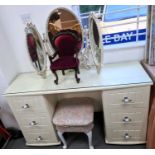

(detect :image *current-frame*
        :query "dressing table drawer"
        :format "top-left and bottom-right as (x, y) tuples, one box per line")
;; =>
(16, 116), (51, 128)
(7, 96), (49, 114)
(16, 115), (53, 133)
(105, 129), (146, 144)
(105, 108), (148, 130)
(24, 132), (55, 145)
(105, 108), (147, 124)
(103, 86), (150, 108)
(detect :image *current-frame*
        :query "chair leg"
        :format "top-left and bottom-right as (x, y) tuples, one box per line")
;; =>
(77, 67), (80, 74)
(52, 71), (58, 85)
(86, 131), (94, 149)
(57, 131), (67, 149)
(74, 68), (80, 83)
(62, 70), (65, 75)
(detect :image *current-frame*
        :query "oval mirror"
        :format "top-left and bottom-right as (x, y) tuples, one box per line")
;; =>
(25, 23), (47, 78)
(89, 13), (103, 73)
(46, 7), (83, 55)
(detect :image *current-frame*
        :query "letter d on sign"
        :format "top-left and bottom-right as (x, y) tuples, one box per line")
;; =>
(114, 34), (120, 42)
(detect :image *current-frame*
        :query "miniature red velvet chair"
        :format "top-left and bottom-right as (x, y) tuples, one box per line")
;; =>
(49, 30), (82, 85)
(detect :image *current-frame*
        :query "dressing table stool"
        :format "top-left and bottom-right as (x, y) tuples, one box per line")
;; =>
(53, 97), (94, 149)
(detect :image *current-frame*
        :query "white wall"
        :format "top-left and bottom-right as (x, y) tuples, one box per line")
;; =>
(0, 5), (72, 128)
(0, 20), (20, 128)
(103, 41), (146, 64)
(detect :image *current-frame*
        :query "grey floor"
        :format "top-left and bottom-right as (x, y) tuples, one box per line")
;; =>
(5, 112), (146, 149)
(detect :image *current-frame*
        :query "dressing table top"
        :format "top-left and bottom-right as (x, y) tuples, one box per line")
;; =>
(4, 61), (153, 96)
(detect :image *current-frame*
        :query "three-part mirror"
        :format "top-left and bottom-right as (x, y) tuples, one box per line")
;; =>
(25, 7), (103, 79)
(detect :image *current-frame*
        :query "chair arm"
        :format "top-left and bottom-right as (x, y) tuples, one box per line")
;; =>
(49, 52), (58, 62)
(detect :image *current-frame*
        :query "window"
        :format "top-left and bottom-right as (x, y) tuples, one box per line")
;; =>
(73, 5), (148, 46)
(104, 5), (147, 22)
(102, 5), (148, 46)
(79, 5), (104, 28)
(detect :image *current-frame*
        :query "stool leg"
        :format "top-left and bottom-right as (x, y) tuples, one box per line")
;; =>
(57, 131), (67, 149)
(86, 131), (94, 149)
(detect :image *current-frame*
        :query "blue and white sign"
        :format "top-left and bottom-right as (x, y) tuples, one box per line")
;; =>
(102, 29), (146, 45)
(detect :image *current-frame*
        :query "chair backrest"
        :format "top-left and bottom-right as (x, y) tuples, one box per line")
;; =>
(53, 30), (82, 57)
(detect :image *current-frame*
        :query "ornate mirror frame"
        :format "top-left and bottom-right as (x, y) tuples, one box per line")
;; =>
(25, 23), (47, 78)
(45, 7), (84, 56)
(89, 13), (103, 74)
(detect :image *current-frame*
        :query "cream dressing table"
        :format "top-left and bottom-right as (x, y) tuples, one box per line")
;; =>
(3, 61), (153, 146)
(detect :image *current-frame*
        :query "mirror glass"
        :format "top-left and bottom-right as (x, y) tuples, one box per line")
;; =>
(89, 13), (103, 73)
(47, 8), (83, 53)
(25, 23), (46, 77)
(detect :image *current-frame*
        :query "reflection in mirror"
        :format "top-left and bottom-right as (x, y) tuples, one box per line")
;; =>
(89, 13), (103, 74)
(93, 19), (99, 47)
(25, 23), (46, 78)
(47, 8), (83, 53)
(46, 8), (83, 84)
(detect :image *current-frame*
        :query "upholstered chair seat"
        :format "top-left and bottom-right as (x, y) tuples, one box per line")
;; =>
(53, 97), (94, 149)
(50, 56), (79, 71)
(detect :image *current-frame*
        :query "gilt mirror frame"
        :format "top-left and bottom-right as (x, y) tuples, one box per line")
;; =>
(89, 12), (103, 74)
(45, 7), (84, 56)
(25, 23), (47, 78)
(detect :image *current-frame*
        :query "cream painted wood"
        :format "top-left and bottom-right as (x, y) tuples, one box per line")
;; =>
(4, 61), (152, 96)
(102, 86), (150, 144)
(7, 96), (49, 115)
(17, 115), (50, 126)
(105, 128), (146, 144)
(103, 86), (150, 108)
(24, 132), (57, 145)
(105, 108), (148, 130)
(4, 61), (153, 146)
(7, 94), (60, 146)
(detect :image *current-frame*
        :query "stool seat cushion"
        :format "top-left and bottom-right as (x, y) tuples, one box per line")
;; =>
(53, 97), (94, 127)
(55, 123), (94, 133)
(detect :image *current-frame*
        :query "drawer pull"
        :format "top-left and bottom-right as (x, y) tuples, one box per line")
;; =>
(124, 133), (131, 140)
(122, 97), (132, 103)
(122, 116), (132, 123)
(29, 121), (38, 126)
(36, 136), (43, 141)
(22, 104), (30, 109)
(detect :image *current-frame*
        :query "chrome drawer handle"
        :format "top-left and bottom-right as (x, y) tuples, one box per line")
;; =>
(29, 121), (38, 126)
(36, 136), (43, 141)
(122, 97), (132, 103)
(124, 133), (131, 140)
(22, 104), (30, 109)
(122, 116), (132, 123)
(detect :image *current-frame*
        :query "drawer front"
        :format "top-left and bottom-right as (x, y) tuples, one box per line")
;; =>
(104, 108), (148, 130)
(7, 95), (49, 115)
(16, 115), (52, 133)
(106, 129), (146, 142)
(103, 86), (150, 108)
(17, 115), (50, 126)
(24, 132), (55, 144)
